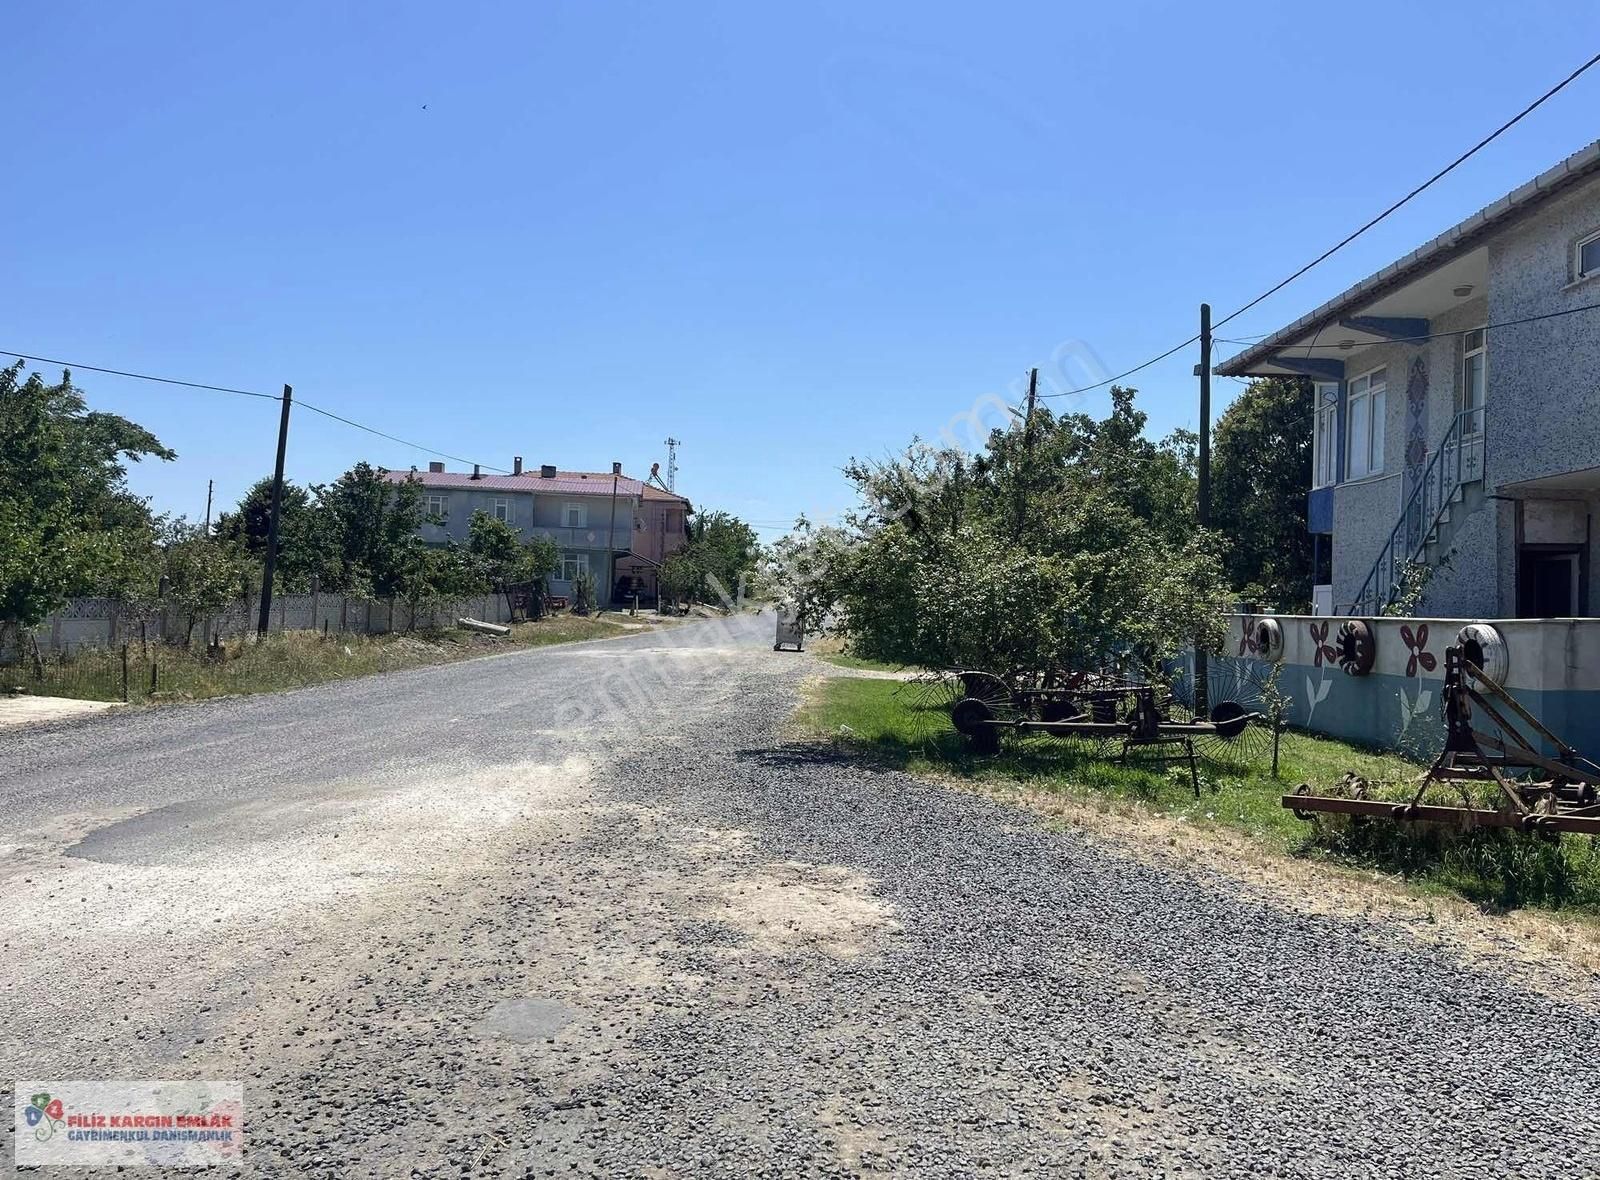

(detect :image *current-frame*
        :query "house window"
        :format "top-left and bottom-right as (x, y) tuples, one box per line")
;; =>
(562, 503), (587, 528)
(1312, 382), (1339, 488)
(1461, 328), (1486, 435)
(491, 497), (511, 523)
(1346, 366), (1387, 480)
(559, 552), (589, 582)
(423, 493), (448, 520)
(1576, 229), (1600, 281)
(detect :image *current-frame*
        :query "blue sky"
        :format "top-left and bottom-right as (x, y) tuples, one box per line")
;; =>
(8, 2), (1600, 538)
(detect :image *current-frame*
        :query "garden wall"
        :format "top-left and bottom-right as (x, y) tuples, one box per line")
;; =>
(1191, 614), (1600, 757)
(19, 591), (515, 657)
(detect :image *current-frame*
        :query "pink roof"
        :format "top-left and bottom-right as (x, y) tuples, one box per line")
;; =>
(383, 468), (647, 497)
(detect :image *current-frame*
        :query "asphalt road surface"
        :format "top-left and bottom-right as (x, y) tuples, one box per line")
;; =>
(3, 614), (1599, 1178)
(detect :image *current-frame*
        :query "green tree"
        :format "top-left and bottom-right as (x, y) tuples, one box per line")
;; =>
(657, 552), (700, 611)
(680, 510), (760, 606)
(161, 521), (250, 645)
(214, 477), (334, 592)
(1210, 376), (1312, 610)
(313, 463), (425, 597)
(396, 544), (480, 629)
(773, 385), (1230, 678)
(465, 512), (557, 593)
(0, 363), (172, 645)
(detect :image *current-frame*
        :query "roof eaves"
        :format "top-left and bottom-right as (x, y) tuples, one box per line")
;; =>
(1215, 138), (1600, 377)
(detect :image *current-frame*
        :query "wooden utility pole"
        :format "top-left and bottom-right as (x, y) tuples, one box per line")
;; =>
(256, 384), (293, 637)
(204, 479), (214, 535)
(1195, 305), (1212, 713)
(1016, 367), (1038, 537)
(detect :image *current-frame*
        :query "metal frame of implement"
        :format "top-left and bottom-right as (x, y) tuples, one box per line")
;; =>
(950, 674), (1260, 796)
(1285, 645), (1600, 835)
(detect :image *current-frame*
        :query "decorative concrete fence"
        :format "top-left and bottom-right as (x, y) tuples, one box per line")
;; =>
(20, 591), (516, 657)
(1194, 614), (1600, 757)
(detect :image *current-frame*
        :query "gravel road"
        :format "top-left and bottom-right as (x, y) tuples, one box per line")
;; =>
(3, 613), (1599, 1178)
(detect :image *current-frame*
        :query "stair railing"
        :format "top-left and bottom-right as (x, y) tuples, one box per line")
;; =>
(1339, 408), (1484, 616)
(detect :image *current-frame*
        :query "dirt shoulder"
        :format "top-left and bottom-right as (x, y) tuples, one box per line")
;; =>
(0, 694), (122, 730)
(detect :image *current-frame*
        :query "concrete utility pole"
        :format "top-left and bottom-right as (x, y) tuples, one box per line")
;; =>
(1016, 367), (1038, 538)
(256, 384), (293, 638)
(1195, 305), (1212, 713)
(1198, 303), (1212, 531)
(607, 462), (622, 607)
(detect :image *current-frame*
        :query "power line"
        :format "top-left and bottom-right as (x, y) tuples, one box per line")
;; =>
(0, 346), (512, 474)
(1037, 49), (1600, 399)
(0, 349), (279, 401)
(296, 399), (510, 473)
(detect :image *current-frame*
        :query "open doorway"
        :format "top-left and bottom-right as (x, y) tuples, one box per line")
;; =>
(1516, 546), (1584, 617)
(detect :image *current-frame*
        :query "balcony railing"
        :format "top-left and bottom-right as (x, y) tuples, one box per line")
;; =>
(527, 525), (632, 550)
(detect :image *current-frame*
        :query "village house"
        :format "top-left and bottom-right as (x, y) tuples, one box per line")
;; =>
(1217, 139), (1600, 619)
(383, 459), (691, 604)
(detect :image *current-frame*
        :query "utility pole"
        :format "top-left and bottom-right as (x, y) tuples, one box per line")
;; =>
(1015, 367), (1038, 538)
(1195, 304), (1212, 713)
(606, 462), (622, 608)
(256, 384), (293, 638)
(662, 437), (680, 492)
(204, 479), (214, 535)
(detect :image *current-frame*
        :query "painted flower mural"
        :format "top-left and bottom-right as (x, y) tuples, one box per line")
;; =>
(1309, 620), (1338, 668)
(1400, 623), (1436, 678)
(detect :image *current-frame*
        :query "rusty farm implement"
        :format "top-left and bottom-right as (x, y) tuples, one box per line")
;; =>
(938, 666), (1269, 793)
(1286, 644), (1600, 836)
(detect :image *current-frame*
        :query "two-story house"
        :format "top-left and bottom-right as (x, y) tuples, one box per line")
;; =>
(1217, 139), (1600, 619)
(384, 459), (691, 604)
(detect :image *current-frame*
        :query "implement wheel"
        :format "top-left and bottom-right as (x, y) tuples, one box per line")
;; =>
(951, 696), (1002, 755)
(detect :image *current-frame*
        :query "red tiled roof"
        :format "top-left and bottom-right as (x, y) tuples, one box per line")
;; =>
(641, 482), (690, 505)
(383, 468), (647, 497)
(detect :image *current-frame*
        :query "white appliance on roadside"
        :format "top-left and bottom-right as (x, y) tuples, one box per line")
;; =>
(774, 603), (804, 652)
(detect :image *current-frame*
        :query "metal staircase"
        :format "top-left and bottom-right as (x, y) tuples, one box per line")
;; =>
(1341, 409), (1486, 615)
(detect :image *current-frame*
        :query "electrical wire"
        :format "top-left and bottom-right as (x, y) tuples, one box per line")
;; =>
(0, 349), (279, 401)
(295, 399), (511, 473)
(1, 347), (514, 474)
(1036, 49), (1600, 400)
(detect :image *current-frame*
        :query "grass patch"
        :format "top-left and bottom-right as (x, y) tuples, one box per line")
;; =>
(8, 612), (662, 706)
(796, 674), (1600, 915)
(804, 634), (912, 673)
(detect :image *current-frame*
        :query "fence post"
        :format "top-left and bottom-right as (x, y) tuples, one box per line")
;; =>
(120, 644), (130, 703)
(149, 659), (158, 696)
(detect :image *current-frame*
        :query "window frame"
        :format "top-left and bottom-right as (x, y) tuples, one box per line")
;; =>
(491, 497), (511, 524)
(422, 493), (449, 521)
(1311, 382), (1339, 489)
(1461, 327), (1487, 436)
(558, 551), (589, 583)
(1576, 228), (1600, 282)
(1345, 365), (1387, 480)
(561, 502), (587, 528)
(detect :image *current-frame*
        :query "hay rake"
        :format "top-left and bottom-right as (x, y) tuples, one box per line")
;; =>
(1285, 645), (1600, 836)
(943, 668), (1265, 794)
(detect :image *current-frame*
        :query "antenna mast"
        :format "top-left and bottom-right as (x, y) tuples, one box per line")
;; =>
(663, 436), (681, 492)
